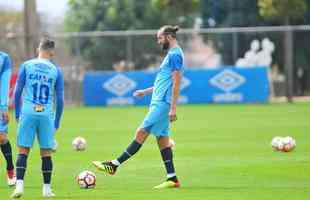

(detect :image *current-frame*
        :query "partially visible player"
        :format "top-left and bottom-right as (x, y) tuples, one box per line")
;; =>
(93, 25), (184, 189)
(0, 51), (16, 186)
(11, 38), (64, 198)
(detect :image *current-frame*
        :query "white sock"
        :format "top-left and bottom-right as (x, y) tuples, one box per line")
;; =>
(16, 180), (24, 191)
(43, 184), (51, 190)
(167, 173), (176, 178)
(111, 159), (120, 166)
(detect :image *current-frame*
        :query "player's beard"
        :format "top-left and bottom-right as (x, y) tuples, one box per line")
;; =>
(162, 40), (170, 51)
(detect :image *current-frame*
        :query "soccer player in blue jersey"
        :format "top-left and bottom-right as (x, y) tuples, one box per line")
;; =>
(93, 25), (184, 189)
(11, 38), (64, 198)
(0, 51), (16, 186)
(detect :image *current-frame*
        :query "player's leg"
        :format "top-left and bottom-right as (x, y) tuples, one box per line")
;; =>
(11, 147), (30, 199)
(153, 136), (180, 189)
(0, 114), (15, 186)
(92, 104), (162, 174)
(11, 115), (36, 198)
(93, 128), (149, 175)
(112, 128), (149, 165)
(40, 150), (55, 197)
(0, 132), (15, 186)
(149, 102), (179, 189)
(38, 116), (55, 197)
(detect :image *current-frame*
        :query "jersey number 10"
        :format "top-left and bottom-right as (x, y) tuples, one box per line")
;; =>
(32, 83), (50, 104)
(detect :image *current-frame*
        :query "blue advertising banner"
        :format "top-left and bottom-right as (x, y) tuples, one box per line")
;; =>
(83, 66), (269, 106)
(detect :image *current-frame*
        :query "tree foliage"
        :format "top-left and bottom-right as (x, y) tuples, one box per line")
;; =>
(258, 0), (307, 24)
(201, 0), (266, 65)
(201, 0), (310, 70)
(201, 0), (264, 27)
(64, 0), (201, 70)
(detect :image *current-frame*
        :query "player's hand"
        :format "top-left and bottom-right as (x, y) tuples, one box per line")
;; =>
(1, 111), (9, 123)
(133, 89), (145, 97)
(169, 107), (177, 122)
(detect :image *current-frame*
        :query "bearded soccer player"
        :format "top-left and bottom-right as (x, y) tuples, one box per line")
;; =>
(0, 51), (16, 187)
(11, 38), (64, 198)
(93, 25), (184, 189)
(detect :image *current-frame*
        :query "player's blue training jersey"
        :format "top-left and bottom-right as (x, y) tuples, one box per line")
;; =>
(0, 51), (12, 112)
(15, 58), (63, 117)
(151, 47), (184, 104)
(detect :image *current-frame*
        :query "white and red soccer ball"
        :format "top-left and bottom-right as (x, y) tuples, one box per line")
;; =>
(72, 137), (87, 151)
(271, 136), (296, 152)
(76, 170), (96, 189)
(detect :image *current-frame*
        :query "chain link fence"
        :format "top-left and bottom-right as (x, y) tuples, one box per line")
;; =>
(1, 26), (310, 105)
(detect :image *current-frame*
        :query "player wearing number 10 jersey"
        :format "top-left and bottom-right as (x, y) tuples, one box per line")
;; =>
(11, 38), (64, 198)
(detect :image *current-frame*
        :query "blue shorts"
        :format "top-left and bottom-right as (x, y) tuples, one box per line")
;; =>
(0, 118), (8, 134)
(139, 101), (170, 137)
(17, 114), (55, 149)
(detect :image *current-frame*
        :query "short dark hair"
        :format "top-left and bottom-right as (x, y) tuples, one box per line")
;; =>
(39, 37), (55, 51)
(160, 25), (180, 38)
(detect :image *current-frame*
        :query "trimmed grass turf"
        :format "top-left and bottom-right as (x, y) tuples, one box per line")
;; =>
(0, 103), (310, 199)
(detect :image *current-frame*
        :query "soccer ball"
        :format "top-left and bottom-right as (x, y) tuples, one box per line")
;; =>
(72, 137), (87, 151)
(76, 170), (96, 189)
(271, 136), (296, 152)
(281, 136), (296, 152)
(271, 136), (283, 151)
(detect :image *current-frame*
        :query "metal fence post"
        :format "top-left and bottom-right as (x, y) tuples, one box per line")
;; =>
(284, 27), (294, 103)
(232, 32), (238, 63)
(126, 33), (133, 64)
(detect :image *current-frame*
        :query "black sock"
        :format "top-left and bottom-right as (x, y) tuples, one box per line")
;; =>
(167, 176), (178, 182)
(16, 154), (28, 180)
(42, 156), (53, 184)
(0, 140), (14, 171)
(160, 147), (177, 181)
(117, 140), (142, 164)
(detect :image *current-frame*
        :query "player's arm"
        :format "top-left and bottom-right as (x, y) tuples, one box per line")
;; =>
(169, 71), (182, 122)
(169, 54), (183, 122)
(133, 87), (153, 97)
(0, 55), (12, 122)
(14, 64), (26, 122)
(54, 68), (64, 130)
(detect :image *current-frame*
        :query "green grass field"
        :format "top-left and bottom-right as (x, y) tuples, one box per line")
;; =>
(1, 103), (310, 200)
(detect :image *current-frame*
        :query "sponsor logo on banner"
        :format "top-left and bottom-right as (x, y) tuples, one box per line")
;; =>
(103, 74), (137, 96)
(178, 76), (191, 104)
(103, 74), (137, 105)
(209, 69), (246, 102)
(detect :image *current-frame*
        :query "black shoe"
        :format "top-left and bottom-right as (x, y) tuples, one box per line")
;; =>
(92, 161), (118, 175)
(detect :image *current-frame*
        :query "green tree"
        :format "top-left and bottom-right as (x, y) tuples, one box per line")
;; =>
(201, 0), (265, 27)
(64, 0), (201, 70)
(0, 10), (24, 64)
(258, 0), (307, 24)
(201, 0), (267, 65)
(258, 0), (308, 97)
